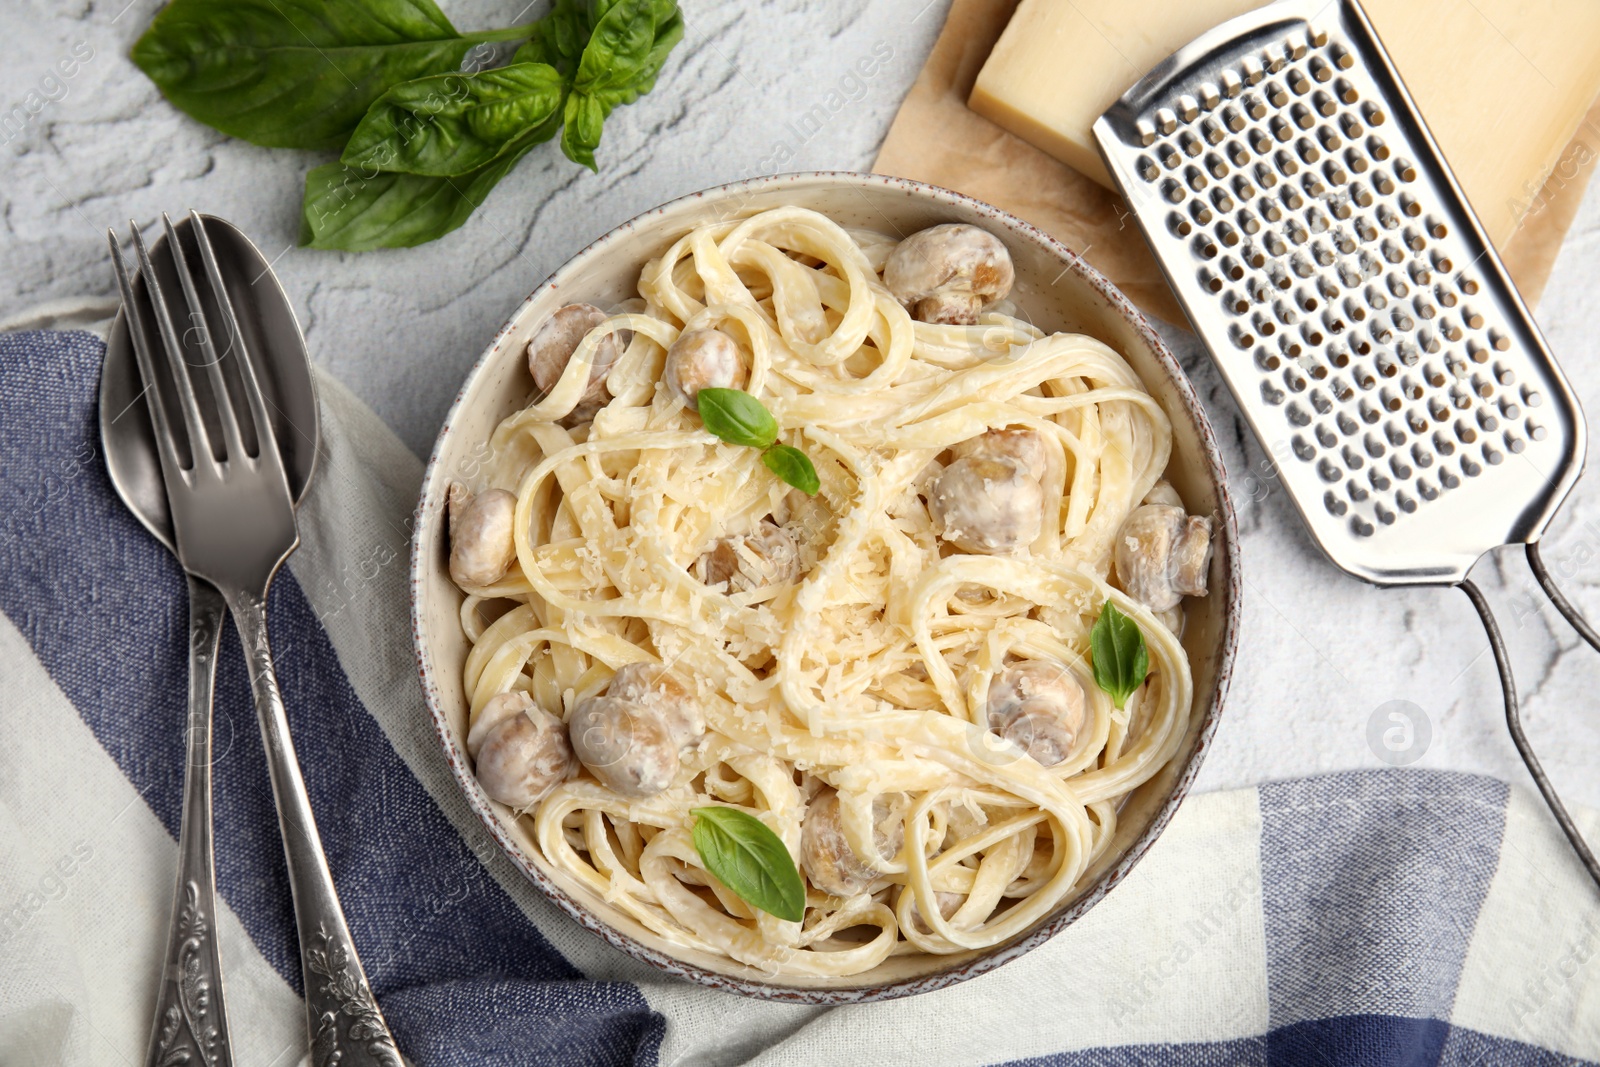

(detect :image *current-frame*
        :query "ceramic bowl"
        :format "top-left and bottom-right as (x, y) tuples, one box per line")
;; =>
(411, 171), (1241, 1002)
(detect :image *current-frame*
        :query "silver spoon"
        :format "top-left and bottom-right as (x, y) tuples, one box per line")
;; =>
(99, 213), (318, 1067)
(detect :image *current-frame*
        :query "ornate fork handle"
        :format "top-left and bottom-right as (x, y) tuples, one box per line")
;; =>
(147, 576), (232, 1067)
(227, 589), (405, 1067)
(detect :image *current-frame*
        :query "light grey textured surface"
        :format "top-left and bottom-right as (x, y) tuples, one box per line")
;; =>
(3, 0), (1598, 829)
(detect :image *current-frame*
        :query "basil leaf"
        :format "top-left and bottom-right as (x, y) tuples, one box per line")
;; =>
(302, 115), (558, 250)
(574, 0), (659, 96)
(690, 807), (805, 923)
(762, 444), (820, 496)
(696, 389), (779, 449)
(560, 91), (608, 171)
(341, 63), (565, 176)
(1090, 601), (1149, 710)
(131, 0), (479, 150)
(513, 0), (589, 77)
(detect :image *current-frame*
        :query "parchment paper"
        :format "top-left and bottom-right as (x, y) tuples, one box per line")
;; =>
(872, 0), (1600, 327)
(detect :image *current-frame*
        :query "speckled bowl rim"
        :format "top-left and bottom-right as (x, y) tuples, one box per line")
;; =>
(410, 170), (1242, 1004)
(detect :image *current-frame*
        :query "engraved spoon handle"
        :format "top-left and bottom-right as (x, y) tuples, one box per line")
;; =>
(226, 589), (405, 1067)
(147, 576), (233, 1067)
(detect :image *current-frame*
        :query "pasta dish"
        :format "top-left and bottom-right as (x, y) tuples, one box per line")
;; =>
(445, 206), (1213, 978)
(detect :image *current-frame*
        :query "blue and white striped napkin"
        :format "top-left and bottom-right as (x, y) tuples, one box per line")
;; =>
(1, 324), (1596, 1067)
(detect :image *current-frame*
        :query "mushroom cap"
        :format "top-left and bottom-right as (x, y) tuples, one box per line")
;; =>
(951, 427), (1047, 481)
(664, 328), (744, 409)
(986, 659), (1088, 767)
(693, 520), (801, 593)
(607, 661), (705, 749)
(800, 789), (904, 897)
(473, 695), (574, 809)
(568, 694), (680, 798)
(883, 224), (1015, 325)
(929, 455), (1044, 554)
(527, 303), (627, 424)
(448, 483), (518, 587)
(1113, 504), (1214, 612)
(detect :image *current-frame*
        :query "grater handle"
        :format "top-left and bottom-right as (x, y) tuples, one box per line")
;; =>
(1459, 576), (1600, 894)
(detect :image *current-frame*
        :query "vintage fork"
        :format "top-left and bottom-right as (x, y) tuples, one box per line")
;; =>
(110, 213), (406, 1067)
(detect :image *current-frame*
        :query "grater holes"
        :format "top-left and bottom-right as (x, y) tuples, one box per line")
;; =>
(1315, 422), (1336, 447)
(1204, 151), (1230, 179)
(1417, 477), (1439, 501)
(1411, 441), (1433, 467)
(1179, 130), (1204, 156)
(1290, 101), (1315, 129)
(1293, 434), (1316, 460)
(1529, 420), (1547, 441)
(1505, 430), (1525, 454)
(1200, 117), (1226, 145)
(1333, 77), (1359, 104)
(1324, 491), (1348, 516)
(1524, 387), (1543, 407)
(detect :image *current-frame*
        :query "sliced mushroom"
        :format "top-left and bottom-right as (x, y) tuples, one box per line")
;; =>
(929, 455), (1044, 554)
(448, 482), (518, 587)
(1113, 504), (1214, 613)
(986, 659), (1088, 768)
(527, 303), (628, 426)
(692, 520), (801, 593)
(883, 224), (1015, 325)
(951, 427), (1047, 481)
(607, 661), (705, 749)
(664, 327), (744, 409)
(801, 789), (905, 897)
(471, 691), (575, 809)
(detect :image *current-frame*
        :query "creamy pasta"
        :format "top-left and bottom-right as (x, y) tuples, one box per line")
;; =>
(447, 206), (1209, 978)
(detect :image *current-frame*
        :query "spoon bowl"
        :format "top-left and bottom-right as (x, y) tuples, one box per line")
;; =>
(99, 213), (318, 540)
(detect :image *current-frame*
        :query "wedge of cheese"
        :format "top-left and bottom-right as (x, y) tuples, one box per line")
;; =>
(969, 0), (1600, 249)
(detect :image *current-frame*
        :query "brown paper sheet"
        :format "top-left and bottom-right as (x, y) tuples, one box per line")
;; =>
(872, 0), (1600, 328)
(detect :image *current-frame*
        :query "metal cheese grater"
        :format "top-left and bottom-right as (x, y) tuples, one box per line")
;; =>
(1094, 0), (1600, 890)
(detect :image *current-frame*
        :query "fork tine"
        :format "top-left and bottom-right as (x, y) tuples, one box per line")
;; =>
(162, 212), (248, 463)
(108, 228), (189, 482)
(131, 219), (215, 470)
(188, 211), (290, 480)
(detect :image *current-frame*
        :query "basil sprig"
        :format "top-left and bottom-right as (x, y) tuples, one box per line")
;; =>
(690, 807), (806, 923)
(132, 0), (684, 250)
(696, 388), (820, 496)
(1090, 601), (1149, 709)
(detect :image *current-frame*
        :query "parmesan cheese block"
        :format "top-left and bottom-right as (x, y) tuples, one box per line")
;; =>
(969, 0), (1600, 249)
